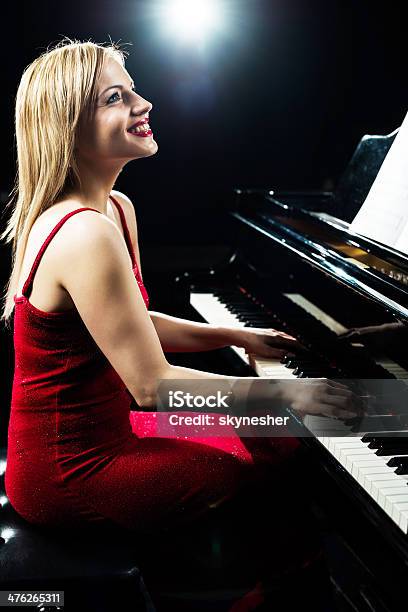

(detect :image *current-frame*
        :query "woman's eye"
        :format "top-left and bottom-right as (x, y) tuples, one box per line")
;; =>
(107, 92), (121, 104)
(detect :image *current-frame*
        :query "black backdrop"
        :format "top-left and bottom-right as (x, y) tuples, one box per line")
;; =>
(2, 0), (408, 243)
(1, 0), (407, 440)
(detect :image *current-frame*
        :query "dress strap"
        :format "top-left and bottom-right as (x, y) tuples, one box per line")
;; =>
(109, 195), (137, 268)
(22, 207), (101, 298)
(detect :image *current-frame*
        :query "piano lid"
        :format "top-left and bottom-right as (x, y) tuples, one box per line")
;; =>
(245, 130), (399, 220)
(231, 190), (408, 321)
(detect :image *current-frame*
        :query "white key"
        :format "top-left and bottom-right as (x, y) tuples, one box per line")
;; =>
(318, 434), (408, 531)
(392, 502), (408, 528)
(368, 473), (405, 500)
(384, 491), (408, 516)
(190, 293), (298, 377)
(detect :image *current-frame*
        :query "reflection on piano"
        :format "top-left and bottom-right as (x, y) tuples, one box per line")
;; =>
(183, 130), (408, 610)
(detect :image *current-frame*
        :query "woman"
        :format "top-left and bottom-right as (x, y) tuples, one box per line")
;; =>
(1, 39), (356, 534)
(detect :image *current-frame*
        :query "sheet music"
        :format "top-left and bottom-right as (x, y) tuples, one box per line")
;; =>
(396, 218), (408, 252)
(350, 111), (408, 254)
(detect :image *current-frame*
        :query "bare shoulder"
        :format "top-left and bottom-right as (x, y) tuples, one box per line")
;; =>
(111, 190), (138, 237)
(19, 205), (125, 309)
(111, 189), (133, 210)
(27, 202), (119, 257)
(110, 190), (141, 272)
(53, 208), (123, 263)
(111, 189), (135, 214)
(55, 208), (132, 296)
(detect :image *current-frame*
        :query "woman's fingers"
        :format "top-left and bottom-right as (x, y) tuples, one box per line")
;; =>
(324, 379), (351, 391)
(247, 348), (287, 361)
(318, 404), (358, 419)
(319, 392), (356, 409)
(319, 385), (365, 415)
(265, 335), (302, 350)
(276, 331), (298, 341)
(262, 328), (297, 340)
(325, 382), (354, 395)
(286, 380), (365, 417)
(337, 329), (359, 341)
(267, 349), (287, 358)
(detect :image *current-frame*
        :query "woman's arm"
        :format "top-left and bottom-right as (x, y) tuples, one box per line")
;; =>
(149, 311), (240, 352)
(150, 311), (300, 357)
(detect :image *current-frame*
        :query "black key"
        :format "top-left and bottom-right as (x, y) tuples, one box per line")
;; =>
(245, 322), (277, 328)
(237, 315), (272, 327)
(362, 432), (408, 443)
(230, 307), (257, 315)
(297, 370), (334, 378)
(292, 361), (329, 371)
(369, 439), (408, 451)
(395, 465), (408, 475)
(285, 359), (316, 369)
(387, 457), (408, 468)
(281, 350), (317, 365)
(293, 366), (325, 376)
(345, 415), (408, 433)
(375, 446), (408, 456)
(281, 354), (295, 364)
(237, 314), (266, 320)
(244, 321), (277, 328)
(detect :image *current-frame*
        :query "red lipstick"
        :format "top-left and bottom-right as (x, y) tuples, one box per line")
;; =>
(127, 116), (152, 137)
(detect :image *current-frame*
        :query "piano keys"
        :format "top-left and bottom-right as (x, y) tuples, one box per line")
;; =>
(190, 286), (408, 533)
(190, 289), (408, 380)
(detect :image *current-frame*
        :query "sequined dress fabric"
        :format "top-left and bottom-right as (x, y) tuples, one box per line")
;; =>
(6, 196), (297, 532)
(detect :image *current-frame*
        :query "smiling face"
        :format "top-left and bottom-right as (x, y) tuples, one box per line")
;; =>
(76, 55), (158, 165)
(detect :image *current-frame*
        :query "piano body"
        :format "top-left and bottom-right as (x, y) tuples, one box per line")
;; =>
(183, 129), (408, 611)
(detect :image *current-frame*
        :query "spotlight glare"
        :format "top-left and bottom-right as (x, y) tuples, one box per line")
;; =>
(1, 528), (16, 543)
(163, 0), (223, 42)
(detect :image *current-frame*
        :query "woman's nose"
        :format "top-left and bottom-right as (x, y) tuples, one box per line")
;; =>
(131, 94), (152, 116)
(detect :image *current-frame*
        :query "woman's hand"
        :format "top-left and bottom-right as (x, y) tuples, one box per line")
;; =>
(338, 322), (405, 351)
(280, 379), (365, 419)
(233, 327), (301, 359)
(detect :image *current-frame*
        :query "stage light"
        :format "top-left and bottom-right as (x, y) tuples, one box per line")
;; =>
(161, 0), (224, 43)
(1, 528), (16, 543)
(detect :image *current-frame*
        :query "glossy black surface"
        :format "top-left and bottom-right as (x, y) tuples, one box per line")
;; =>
(233, 192), (408, 319)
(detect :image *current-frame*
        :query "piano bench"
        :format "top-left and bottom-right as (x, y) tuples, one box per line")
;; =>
(0, 448), (154, 611)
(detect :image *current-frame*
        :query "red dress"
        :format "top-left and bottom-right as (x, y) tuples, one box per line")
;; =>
(6, 196), (297, 533)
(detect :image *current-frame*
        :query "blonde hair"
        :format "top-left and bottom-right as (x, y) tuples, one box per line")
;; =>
(0, 37), (127, 326)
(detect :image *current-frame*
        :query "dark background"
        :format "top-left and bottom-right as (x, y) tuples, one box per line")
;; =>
(1, 0), (407, 439)
(2, 0), (407, 244)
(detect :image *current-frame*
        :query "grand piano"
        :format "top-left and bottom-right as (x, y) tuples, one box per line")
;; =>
(183, 129), (408, 611)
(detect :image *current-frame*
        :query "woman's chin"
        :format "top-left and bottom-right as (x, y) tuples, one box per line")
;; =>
(140, 141), (159, 158)
(149, 139), (158, 154)
(124, 150), (157, 163)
